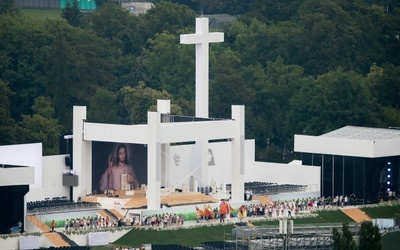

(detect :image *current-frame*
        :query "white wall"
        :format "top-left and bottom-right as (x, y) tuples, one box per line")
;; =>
(167, 139), (319, 191)
(247, 161), (320, 188)
(0, 143), (42, 188)
(42, 155), (70, 199)
(168, 141), (234, 189)
(26, 155), (70, 202)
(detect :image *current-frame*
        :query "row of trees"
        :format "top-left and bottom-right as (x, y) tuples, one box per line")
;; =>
(333, 221), (381, 250)
(0, 0), (399, 159)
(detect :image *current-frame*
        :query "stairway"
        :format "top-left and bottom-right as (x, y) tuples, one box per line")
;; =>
(109, 209), (123, 219)
(97, 209), (109, 219)
(342, 207), (372, 223)
(26, 215), (51, 232)
(44, 232), (70, 247)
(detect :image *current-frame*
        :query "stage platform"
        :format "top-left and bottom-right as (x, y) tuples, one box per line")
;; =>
(82, 189), (227, 209)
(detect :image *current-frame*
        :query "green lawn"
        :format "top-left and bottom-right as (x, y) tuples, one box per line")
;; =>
(361, 204), (400, 218)
(113, 210), (353, 248)
(381, 231), (400, 250)
(106, 204), (400, 249)
(114, 224), (235, 248)
(20, 8), (62, 19)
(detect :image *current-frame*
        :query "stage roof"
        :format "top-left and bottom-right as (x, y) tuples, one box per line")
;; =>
(294, 126), (400, 158)
(321, 126), (400, 140)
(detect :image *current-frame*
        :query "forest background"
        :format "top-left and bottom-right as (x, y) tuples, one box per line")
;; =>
(0, 0), (399, 162)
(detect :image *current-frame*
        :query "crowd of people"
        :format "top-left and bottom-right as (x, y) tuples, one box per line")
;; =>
(63, 215), (133, 231)
(61, 213), (186, 231)
(194, 194), (362, 224)
(140, 213), (185, 228)
(58, 194), (366, 231)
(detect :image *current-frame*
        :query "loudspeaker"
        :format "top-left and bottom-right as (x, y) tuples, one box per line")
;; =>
(65, 155), (71, 166)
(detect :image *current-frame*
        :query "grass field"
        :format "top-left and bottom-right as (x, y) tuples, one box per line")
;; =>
(104, 203), (400, 249)
(381, 231), (400, 250)
(20, 8), (62, 19)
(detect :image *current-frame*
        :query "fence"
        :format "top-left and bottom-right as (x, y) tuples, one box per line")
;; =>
(16, 0), (61, 9)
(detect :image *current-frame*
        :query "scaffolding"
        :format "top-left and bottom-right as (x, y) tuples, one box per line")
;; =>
(224, 221), (360, 250)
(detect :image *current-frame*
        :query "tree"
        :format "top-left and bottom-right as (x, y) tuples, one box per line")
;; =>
(44, 21), (116, 129)
(144, 1), (196, 36)
(242, 57), (308, 162)
(142, 31), (195, 100)
(0, 0), (20, 16)
(0, 81), (18, 145)
(18, 97), (63, 155)
(94, 0), (110, 8)
(90, 2), (145, 55)
(333, 223), (357, 250)
(286, 68), (382, 137)
(0, 15), (51, 122)
(245, 0), (302, 22)
(358, 221), (381, 250)
(62, 0), (81, 27)
(367, 63), (400, 109)
(119, 82), (180, 124)
(209, 47), (253, 119)
(88, 88), (122, 124)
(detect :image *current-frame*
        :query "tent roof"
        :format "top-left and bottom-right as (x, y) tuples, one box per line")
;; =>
(294, 126), (400, 158)
(321, 126), (400, 141)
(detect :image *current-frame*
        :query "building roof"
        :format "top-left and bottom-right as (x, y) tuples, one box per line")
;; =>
(294, 126), (400, 158)
(321, 126), (400, 141)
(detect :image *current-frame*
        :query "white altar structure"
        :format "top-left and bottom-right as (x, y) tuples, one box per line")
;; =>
(72, 104), (245, 210)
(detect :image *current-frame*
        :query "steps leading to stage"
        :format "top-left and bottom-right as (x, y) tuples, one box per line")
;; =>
(341, 207), (372, 223)
(97, 209), (109, 219)
(44, 232), (70, 247)
(253, 196), (273, 204)
(26, 215), (51, 232)
(109, 209), (123, 219)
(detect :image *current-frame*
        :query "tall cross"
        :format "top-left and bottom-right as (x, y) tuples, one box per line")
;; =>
(180, 17), (224, 118)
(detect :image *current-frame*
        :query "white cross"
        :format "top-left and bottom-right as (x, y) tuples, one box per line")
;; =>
(180, 17), (224, 118)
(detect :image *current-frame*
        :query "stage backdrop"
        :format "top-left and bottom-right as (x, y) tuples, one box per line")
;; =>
(92, 142), (147, 193)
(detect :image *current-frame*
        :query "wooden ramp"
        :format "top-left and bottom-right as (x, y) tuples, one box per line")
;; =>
(253, 196), (273, 205)
(342, 207), (372, 223)
(109, 209), (123, 219)
(97, 209), (109, 219)
(26, 215), (51, 232)
(44, 232), (70, 247)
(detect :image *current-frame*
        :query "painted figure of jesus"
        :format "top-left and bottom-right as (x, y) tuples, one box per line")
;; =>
(99, 143), (139, 192)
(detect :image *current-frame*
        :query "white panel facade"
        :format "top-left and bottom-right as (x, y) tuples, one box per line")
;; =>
(84, 123), (148, 144)
(159, 120), (235, 143)
(248, 162), (320, 190)
(0, 143), (42, 188)
(294, 135), (374, 157)
(41, 155), (70, 199)
(0, 167), (34, 186)
(373, 138), (400, 157)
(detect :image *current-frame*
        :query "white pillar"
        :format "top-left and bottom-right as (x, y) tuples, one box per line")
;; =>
(161, 143), (170, 188)
(157, 99), (171, 189)
(147, 111), (161, 210)
(72, 106), (92, 201)
(231, 105), (245, 202)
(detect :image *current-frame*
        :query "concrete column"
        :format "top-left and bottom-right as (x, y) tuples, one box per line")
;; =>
(231, 105), (245, 202)
(161, 143), (170, 188)
(158, 99), (170, 189)
(147, 111), (161, 210)
(72, 106), (92, 201)
(194, 140), (208, 188)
